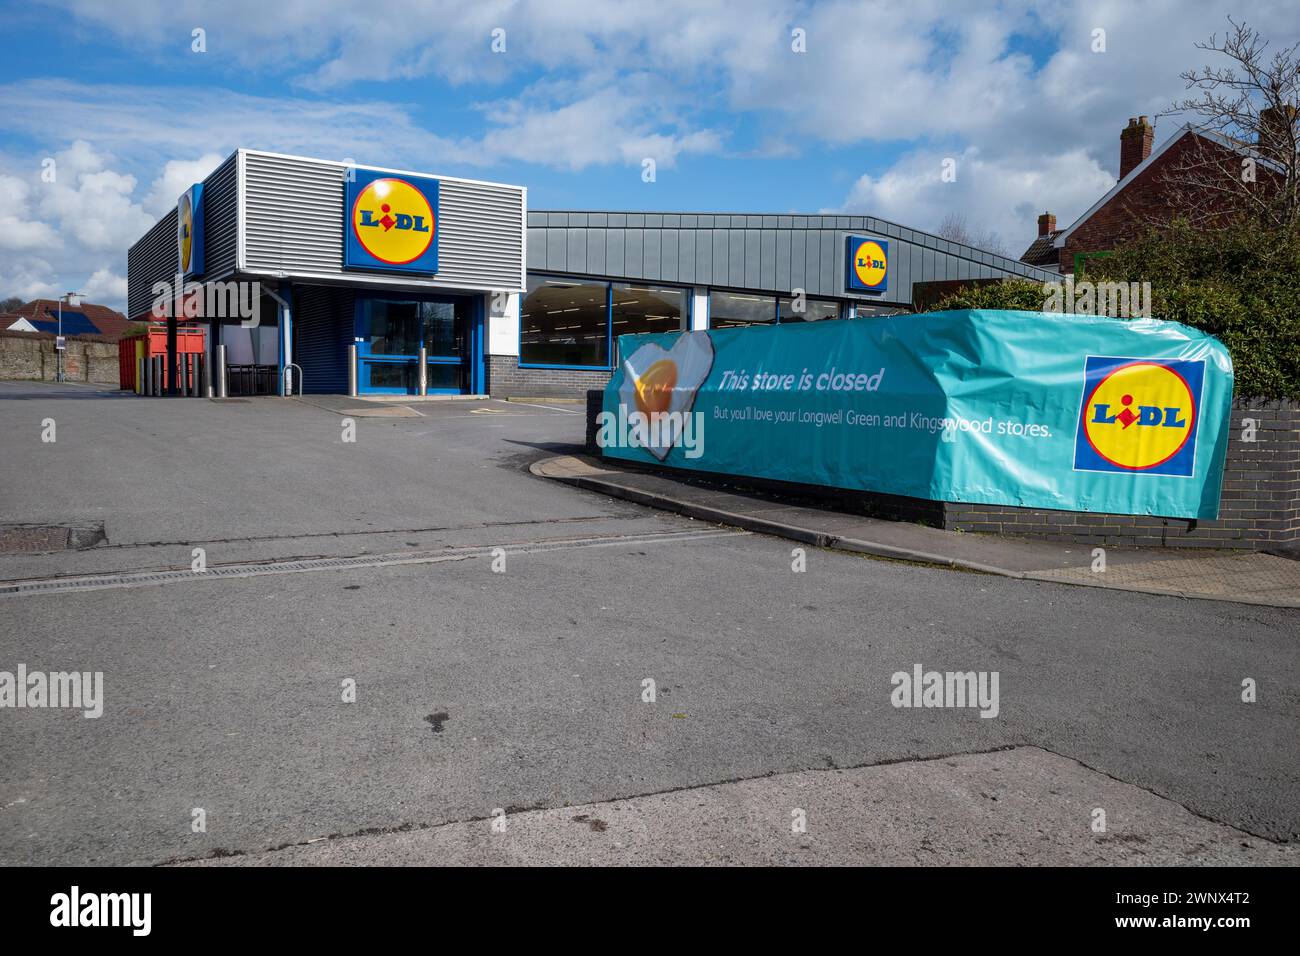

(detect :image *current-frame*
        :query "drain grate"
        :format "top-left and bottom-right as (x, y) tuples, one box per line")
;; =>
(0, 528), (744, 598)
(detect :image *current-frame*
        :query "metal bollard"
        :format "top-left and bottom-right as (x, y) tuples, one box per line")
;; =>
(419, 346), (427, 396)
(216, 345), (227, 399)
(348, 344), (358, 397)
(199, 353), (209, 398)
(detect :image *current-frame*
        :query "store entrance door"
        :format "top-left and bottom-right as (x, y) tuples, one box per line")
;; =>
(356, 297), (471, 394)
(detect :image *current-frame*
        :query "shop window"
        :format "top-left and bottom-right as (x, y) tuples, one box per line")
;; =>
(365, 300), (421, 355)
(611, 283), (686, 353)
(709, 290), (775, 327)
(520, 276), (610, 367)
(778, 297), (841, 322)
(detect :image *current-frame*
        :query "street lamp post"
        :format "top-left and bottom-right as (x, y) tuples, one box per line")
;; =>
(56, 291), (82, 383)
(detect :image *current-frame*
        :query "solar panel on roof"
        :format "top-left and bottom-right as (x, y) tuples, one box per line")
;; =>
(32, 312), (99, 336)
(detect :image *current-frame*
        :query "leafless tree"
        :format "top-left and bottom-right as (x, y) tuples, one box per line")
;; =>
(1158, 18), (1300, 231)
(934, 211), (1009, 256)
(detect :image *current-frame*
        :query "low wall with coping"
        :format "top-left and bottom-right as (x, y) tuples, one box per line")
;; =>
(0, 331), (121, 387)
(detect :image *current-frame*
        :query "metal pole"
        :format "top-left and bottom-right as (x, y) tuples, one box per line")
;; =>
(143, 352), (151, 396)
(199, 353), (209, 398)
(348, 344), (358, 397)
(57, 298), (63, 383)
(166, 317), (178, 396)
(419, 346), (427, 396)
(216, 344), (227, 399)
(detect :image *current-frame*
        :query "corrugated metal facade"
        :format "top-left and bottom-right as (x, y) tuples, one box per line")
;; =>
(124, 151), (239, 321)
(125, 209), (177, 320)
(127, 149), (526, 323)
(526, 211), (1054, 306)
(241, 151), (525, 293)
(202, 152), (239, 281)
(292, 285), (355, 394)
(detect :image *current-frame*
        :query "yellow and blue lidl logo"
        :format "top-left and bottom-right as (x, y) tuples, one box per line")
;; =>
(345, 168), (439, 273)
(1074, 356), (1204, 477)
(177, 183), (204, 277)
(845, 236), (888, 292)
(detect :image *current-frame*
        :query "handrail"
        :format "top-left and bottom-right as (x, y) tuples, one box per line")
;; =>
(285, 362), (304, 397)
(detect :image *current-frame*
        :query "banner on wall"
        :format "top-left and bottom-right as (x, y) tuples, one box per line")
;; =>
(598, 309), (1234, 519)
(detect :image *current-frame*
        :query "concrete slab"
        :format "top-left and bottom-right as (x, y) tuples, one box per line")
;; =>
(182, 747), (1298, 866)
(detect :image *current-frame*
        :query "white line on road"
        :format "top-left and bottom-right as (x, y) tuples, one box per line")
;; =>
(0, 528), (748, 597)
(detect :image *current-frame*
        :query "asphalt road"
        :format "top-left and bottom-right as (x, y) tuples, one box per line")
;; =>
(0, 381), (1296, 865)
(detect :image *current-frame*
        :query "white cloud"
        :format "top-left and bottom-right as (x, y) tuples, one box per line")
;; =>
(0, 142), (155, 311)
(143, 154), (225, 216)
(9, 0), (1300, 297)
(839, 146), (1116, 254)
(80, 266), (129, 304)
(479, 86), (721, 170)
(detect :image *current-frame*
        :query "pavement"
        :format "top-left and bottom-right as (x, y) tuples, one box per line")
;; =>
(1, 380), (1297, 866)
(533, 454), (1300, 608)
(184, 747), (1299, 866)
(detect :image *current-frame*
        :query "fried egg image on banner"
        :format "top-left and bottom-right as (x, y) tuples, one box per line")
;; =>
(618, 332), (715, 460)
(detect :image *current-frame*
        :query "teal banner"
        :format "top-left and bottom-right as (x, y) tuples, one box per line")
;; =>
(598, 309), (1233, 519)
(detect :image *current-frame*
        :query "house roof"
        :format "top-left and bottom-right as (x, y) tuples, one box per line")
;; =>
(1052, 124), (1287, 249)
(1019, 230), (1063, 267)
(0, 299), (133, 341)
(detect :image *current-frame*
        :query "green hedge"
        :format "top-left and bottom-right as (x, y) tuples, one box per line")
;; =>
(922, 221), (1300, 399)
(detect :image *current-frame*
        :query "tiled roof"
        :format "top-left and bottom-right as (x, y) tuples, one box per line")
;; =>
(1019, 231), (1063, 267)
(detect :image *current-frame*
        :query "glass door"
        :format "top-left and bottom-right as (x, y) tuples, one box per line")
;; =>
(357, 297), (468, 394)
(420, 301), (467, 393)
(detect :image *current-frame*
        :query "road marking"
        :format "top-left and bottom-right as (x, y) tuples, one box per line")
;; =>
(494, 399), (582, 414)
(0, 528), (747, 597)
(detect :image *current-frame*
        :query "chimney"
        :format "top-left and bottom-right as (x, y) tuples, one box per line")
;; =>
(1119, 115), (1154, 179)
(1037, 212), (1056, 237)
(1258, 104), (1298, 163)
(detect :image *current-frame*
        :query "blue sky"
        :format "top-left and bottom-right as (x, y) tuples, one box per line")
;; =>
(0, 0), (1295, 311)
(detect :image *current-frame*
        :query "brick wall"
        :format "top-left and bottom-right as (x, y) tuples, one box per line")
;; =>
(946, 399), (1299, 549)
(0, 332), (121, 387)
(1059, 132), (1280, 272)
(586, 392), (1300, 550)
(487, 355), (612, 398)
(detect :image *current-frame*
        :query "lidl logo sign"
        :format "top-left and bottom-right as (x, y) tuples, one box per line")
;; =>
(1074, 356), (1204, 477)
(177, 183), (204, 277)
(846, 236), (888, 292)
(345, 168), (439, 273)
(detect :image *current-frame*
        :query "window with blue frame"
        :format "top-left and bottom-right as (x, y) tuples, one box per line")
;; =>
(611, 282), (687, 358)
(709, 290), (843, 326)
(520, 276), (610, 368)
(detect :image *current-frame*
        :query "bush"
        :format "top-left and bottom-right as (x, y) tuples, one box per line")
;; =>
(922, 220), (1300, 399)
(924, 279), (1046, 312)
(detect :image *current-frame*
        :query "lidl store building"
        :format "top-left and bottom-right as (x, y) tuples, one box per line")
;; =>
(126, 149), (1053, 398)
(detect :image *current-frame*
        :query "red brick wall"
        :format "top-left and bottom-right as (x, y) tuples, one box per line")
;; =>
(1059, 132), (1277, 272)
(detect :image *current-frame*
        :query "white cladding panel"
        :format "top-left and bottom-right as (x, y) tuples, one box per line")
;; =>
(241, 151), (525, 292)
